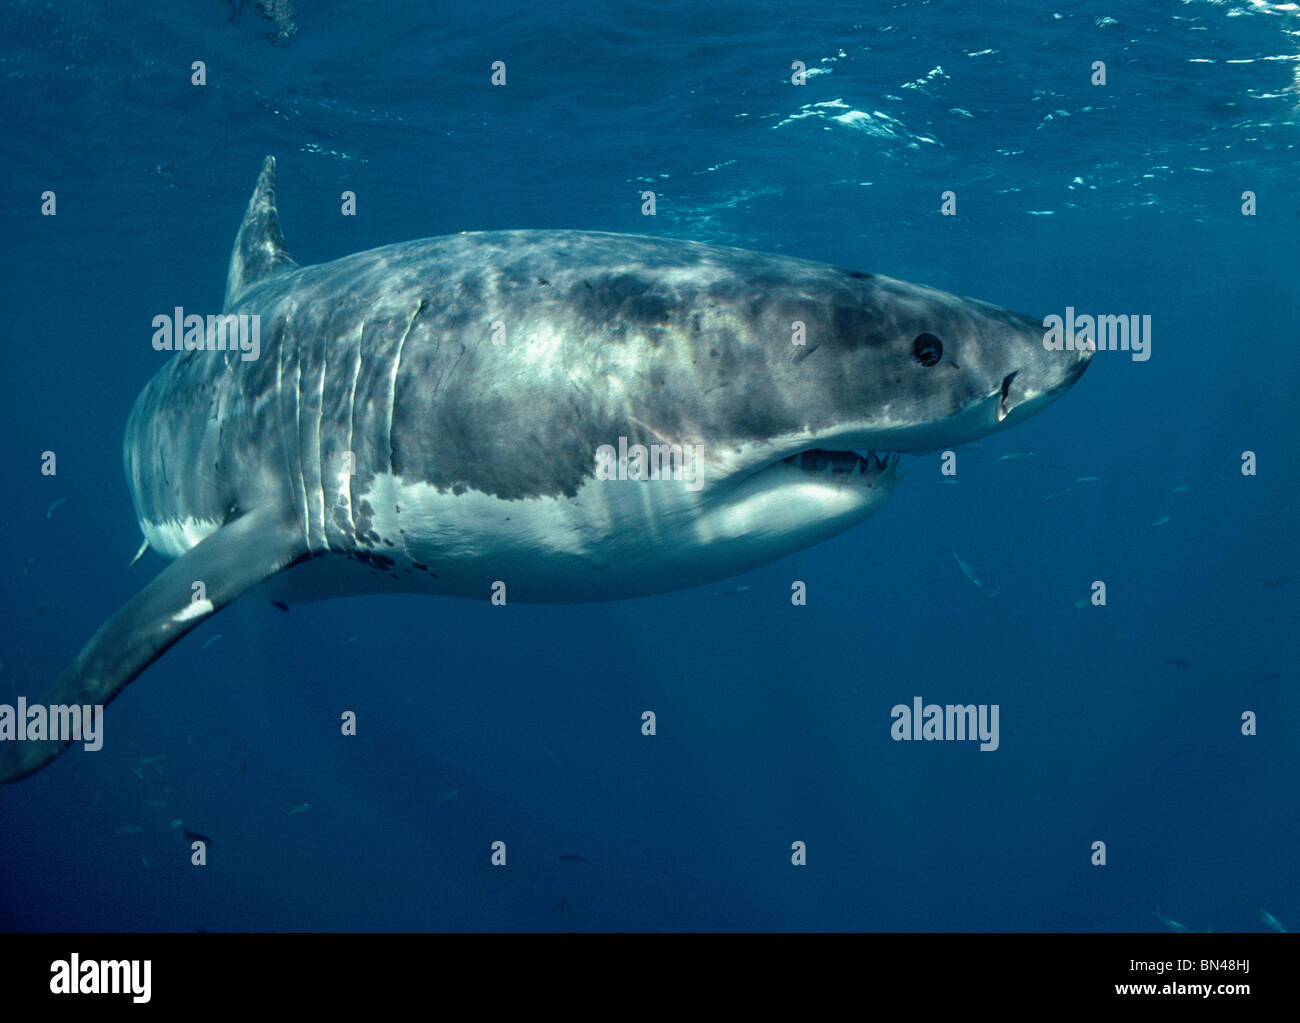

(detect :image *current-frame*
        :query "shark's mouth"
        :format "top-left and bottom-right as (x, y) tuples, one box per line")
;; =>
(780, 448), (899, 480)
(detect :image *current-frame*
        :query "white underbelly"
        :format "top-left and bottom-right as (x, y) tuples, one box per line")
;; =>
(139, 457), (893, 606)
(343, 467), (883, 603)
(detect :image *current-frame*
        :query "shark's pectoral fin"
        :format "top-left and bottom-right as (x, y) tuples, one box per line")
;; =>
(0, 505), (307, 784)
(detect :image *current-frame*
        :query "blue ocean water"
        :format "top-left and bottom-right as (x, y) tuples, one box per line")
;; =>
(0, 0), (1296, 932)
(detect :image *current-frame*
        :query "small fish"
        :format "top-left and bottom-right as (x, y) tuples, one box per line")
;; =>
(287, 802), (312, 816)
(1168, 749), (1187, 759)
(713, 584), (751, 597)
(271, 600), (289, 612)
(201, 634), (223, 648)
(1252, 673), (1280, 683)
(552, 898), (568, 911)
(170, 818), (183, 830)
(952, 551), (982, 588)
(1171, 485), (1191, 493)
(184, 829), (214, 847)
(143, 799), (168, 809)
(998, 451), (1036, 461)
(984, 579), (1000, 600)
(1248, 900), (1287, 933)
(238, 755), (247, 774)
(1039, 487), (1072, 504)
(46, 497), (66, 519)
(1167, 658), (1191, 668)
(140, 855), (152, 869)
(23, 556), (34, 575)
(1073, 598), (1089, 609)
(113, 824), (143, 835)
(559, 854), (589, 863)
(1146, 515), (1171, 528)
(1262, 577), (1292, 589)
(1074, 476), (1100, 483)
(434, 789), (459, 806)
(130, 756), (166, 779)
(1154, 906), (1189, 932)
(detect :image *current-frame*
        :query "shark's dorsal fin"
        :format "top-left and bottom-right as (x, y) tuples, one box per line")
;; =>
(223, 155), (298, 310)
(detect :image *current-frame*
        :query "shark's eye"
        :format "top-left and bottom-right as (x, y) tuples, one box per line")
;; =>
(912, 333), (943, 366)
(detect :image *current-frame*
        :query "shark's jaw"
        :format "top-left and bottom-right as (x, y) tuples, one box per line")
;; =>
(695, 340), (1091, 549)
(724, 446), (900, 518)
(691, 437), (903, 563)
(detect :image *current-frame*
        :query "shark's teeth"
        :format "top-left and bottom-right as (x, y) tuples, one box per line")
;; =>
(780, 449), (896, 481)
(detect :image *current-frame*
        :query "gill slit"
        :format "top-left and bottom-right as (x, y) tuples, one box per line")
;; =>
(343, 317), (364, 542)
(388, 299), (423, 475)
(275, 316), (307, 551)
(293, 319), (308, 551)
(315, 328), (330, 551)
(387, 299), (424, 563)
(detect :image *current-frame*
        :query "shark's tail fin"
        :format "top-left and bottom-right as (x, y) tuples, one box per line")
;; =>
(223, 155), (298, 311)
(0, 505), (306, 785)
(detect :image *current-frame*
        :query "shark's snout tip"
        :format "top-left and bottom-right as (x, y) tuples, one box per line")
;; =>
(1066, 347), (1094, 386)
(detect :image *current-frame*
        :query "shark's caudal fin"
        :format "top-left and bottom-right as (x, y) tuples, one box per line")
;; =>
(223, 155), (297, 311)
(0, 506), (307, 785)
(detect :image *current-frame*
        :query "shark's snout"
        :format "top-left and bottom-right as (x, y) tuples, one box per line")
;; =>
(1062, 345), (1094, 388)
(990, 318), (1093, 428)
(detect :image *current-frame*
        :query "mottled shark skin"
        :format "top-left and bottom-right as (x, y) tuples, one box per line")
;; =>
(0, 157), (1091, 783)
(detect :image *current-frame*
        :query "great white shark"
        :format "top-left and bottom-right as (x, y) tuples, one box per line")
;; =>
(0, 157), (1091, 783)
